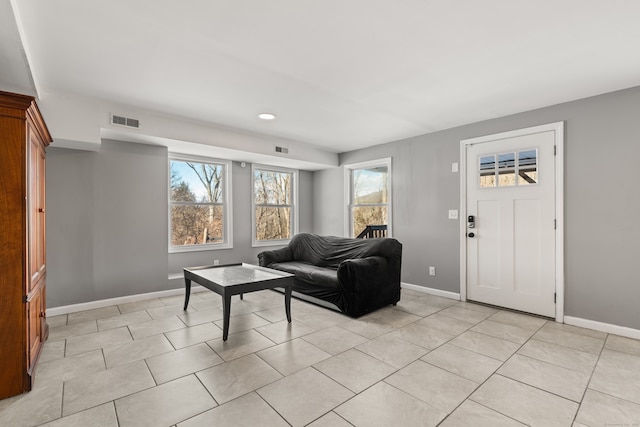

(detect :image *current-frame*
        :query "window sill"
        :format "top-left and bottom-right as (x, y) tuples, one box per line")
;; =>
(251, 239), (291, 248)
(169, 243), (233, 253)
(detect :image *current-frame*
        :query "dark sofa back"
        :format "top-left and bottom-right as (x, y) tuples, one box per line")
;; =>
(289, 233), (402, 269)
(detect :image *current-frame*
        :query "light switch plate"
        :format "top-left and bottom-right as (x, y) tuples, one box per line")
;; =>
(452, 162), (459, 173)
(448, 210), (458, 219)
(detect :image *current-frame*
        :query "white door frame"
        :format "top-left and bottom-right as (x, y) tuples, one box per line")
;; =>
(459, 122), (565, 323)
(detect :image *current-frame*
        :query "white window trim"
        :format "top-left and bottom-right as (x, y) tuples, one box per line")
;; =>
(168, 153), (233, 253)
(343, 157), (393, 238)
(251, 163), (299, 248)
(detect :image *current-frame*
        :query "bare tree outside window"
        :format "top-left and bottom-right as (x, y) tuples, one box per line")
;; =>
(170, 159), (227, 248)
(253, 168), (295, 242)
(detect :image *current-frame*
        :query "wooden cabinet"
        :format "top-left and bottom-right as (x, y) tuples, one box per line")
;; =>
(0, 91), (52, 399)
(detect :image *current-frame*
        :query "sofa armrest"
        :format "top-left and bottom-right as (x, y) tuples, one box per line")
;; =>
(258, 246), (293, 267)
(337, 256), (401, 317)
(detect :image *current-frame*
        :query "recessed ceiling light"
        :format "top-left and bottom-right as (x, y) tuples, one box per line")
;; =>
(258, 113), (276, 120)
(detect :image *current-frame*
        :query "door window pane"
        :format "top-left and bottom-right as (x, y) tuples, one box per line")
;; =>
(480, 155), (496, 188)
(498, 152), (516, 187)
(480, 155), (496, 170)
(518, 149), (538, 184)
(498, 152), (515, 169)
(479, 149), (539, 188)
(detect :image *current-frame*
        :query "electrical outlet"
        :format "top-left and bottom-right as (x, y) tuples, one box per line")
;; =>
(448, 210), (458, 220)
(429, 266), (436, 276)
(214, 260), (220, 266)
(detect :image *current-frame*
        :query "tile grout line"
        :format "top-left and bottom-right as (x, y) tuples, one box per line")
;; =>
(436, 318), (552, 425)
(465, 316), (604, 424)
(572, 331), (610, 424)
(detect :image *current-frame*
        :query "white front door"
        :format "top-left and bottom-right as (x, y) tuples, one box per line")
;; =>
(463, 124), (562, 318)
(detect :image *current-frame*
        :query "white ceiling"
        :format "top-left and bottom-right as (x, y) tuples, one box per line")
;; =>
(2, 0), (640, 153)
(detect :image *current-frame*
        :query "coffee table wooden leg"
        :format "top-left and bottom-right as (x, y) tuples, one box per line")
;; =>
(183, 277), (191, 310)
(222, 293), (232, 341)
(285, 286), (292, 323)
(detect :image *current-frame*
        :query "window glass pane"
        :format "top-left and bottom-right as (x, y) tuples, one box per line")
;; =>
(498, 152), (515, 169)
(255, 207), (291, 241)
(497, 152), (516, 187)
(479, 155), (496, 171)
(480, 174), (496, 188)
(171, 205), (223, 246)
(479, 150), (538, 188)
(518, 149), (538, 184)
(170, 159), (226, 249)
(519, 150), (537, 167)
(479, 155), (496, 188)
(252, 167), (296, 244)
(352, 166), (388, 204)
(254, 170), (292, 205)
(498, 170), (516, 187)
(352, 206), (387, 238)
(347, 159), (391, 238)
(170, 161), (224, 203)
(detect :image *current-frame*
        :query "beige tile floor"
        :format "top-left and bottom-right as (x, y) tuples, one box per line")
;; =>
(2, 288), (640, 426)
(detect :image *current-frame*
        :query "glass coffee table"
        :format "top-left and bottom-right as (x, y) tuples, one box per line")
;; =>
(183, 263), (294, 341)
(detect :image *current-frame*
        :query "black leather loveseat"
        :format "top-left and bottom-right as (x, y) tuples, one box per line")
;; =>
(258, 233), (402, 317)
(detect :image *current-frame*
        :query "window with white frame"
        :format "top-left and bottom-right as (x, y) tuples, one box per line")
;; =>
(169, 155), (232, 251)
(345, 158), (392, 238)
(252, 165), (297, 246)
(479, 149), (538, 188)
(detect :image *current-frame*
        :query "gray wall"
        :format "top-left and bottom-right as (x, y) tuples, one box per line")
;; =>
(47, 139), (168, 307)
(312, 166), (345, 236)
(313, 134), (460, 292)
(46, 148), (96, 306)
(47, 139), (313, 307)
(313, 86), (640, 330)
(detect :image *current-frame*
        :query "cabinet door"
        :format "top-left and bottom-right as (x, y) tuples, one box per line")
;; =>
(27, 288), (43, 368)
(28, 128), (46, 291)
(36, 139), (46, 277)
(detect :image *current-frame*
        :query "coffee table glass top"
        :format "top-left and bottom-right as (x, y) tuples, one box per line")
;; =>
(185, 263), (292, 287)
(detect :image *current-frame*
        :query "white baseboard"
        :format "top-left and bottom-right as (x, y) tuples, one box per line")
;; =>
(48, 283), (640, 341)
(564, 316), (640, 340)
(46, 285), (207, 317)
(401, 284), (640, 340)
(401, 282), (461, 301)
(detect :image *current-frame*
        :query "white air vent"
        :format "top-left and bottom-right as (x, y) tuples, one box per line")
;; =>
(274, 145), (289, 154)
(111, 114), (140, 129)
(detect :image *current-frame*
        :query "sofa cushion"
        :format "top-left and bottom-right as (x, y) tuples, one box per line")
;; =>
(269, 261), (343, 307)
